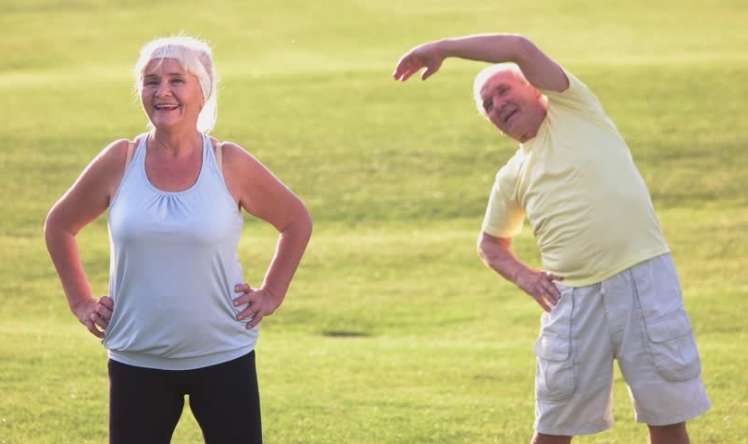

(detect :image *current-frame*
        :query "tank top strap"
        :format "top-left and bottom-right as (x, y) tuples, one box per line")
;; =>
(202, 133), (222, 175)
(125, 141), (135, 167)
(132, 133), (148, 166)
(109, 134), (148, 209)
(210, 137), (224, 170)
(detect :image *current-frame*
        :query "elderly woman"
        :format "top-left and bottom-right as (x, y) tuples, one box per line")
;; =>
(44, 36), (311, 443)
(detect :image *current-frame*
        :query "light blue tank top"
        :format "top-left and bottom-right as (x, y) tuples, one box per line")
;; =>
(103, 133), (257, 370)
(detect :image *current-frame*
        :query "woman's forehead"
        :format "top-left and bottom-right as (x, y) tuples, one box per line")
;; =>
(144, 57), (186, 75)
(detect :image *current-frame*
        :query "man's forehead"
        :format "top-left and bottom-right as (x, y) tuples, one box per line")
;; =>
(480, 70), (521, 95)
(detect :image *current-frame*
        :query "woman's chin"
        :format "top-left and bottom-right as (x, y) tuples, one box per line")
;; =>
(151, 118), (186, 131)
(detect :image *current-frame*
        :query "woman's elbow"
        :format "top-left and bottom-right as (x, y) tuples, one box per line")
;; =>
(288, 203), (312, 240)
(43, 206), (61, 240)
(299, 206), (313, 239)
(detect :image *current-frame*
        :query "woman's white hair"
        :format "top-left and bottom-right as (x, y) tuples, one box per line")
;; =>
(472, 63), (525, 119)
(134, 35), (218, 133)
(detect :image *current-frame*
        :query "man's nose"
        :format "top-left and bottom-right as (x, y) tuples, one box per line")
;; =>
(496, 98), (511, 114)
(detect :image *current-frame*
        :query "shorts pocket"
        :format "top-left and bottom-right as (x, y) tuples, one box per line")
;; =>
(534, 287), (576, 401)
(632, 256), (701, 382)
(640, 309), (701, 381)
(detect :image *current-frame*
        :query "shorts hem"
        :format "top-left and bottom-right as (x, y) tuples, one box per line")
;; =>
(636, 401), (710, 426)
(535, 421), (611, 436)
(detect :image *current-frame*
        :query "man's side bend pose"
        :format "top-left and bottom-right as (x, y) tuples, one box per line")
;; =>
(393, 34), (709, 444)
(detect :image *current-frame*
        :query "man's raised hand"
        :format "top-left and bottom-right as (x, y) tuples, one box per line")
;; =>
(393, 41), (445, 81)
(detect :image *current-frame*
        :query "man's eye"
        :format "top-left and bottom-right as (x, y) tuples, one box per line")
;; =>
(483, 100), (493, 112)
(171, 78), (184, 84)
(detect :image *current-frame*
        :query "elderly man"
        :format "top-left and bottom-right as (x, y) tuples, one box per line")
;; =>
(393, 34), (709, 444)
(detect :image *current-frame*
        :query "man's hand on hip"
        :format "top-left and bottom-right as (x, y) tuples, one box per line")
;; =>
(514, 269), (563, 312)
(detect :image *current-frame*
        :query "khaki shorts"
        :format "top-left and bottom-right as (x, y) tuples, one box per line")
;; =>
(534, 254), (710, 436)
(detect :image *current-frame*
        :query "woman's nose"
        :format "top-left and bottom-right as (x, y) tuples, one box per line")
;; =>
(155, 82), (172, 97)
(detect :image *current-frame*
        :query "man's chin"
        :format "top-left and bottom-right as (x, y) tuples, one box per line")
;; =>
(505, 127), (524, 142)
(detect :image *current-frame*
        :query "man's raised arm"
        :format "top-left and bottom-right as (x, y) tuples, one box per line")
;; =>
(393, 34), (568, 92)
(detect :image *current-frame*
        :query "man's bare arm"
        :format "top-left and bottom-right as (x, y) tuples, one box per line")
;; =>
(477, 232), (562, 312)
(394, 34), (568, 92)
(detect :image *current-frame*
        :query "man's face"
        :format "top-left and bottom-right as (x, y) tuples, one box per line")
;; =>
(480, 70), (546, 142)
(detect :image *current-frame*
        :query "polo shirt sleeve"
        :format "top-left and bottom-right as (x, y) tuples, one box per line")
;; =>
(481, 154), (525, 238)
(542, 70), (606, 117)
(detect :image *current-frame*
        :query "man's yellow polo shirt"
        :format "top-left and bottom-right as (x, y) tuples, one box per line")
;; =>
(481, 71), (669, 287)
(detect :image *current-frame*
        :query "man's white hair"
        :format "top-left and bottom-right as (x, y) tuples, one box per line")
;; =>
(472, 63), (525, 119)
(134, 35), (218, 133)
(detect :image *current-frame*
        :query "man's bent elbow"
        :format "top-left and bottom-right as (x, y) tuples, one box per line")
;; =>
(476, 232), (497, 264)
(478, 232), (511, 257)
(512, 35), (541, 64)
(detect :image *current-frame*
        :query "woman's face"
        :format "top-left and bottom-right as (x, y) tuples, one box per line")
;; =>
(141, 58), (203, 131)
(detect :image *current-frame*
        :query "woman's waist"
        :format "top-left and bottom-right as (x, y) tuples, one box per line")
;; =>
(107, 340), (257, 371)
(102, 300), (256, 364)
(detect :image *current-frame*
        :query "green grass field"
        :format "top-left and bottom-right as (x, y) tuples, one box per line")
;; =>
(2, 1), (747, 442)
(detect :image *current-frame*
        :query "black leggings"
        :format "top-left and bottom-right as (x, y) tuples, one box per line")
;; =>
(108, 351), (262, 444)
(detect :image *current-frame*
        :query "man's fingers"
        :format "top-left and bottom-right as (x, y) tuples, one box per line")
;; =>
(392, 58), (409, 79)
(394, 55), (426, 82)
(535, 294), (551, 313)
(392, 57), (409, 80)
(528, 288), (551, 312)
(99, 296), (113, 309)
(420, 61), (441, 80)
(398, 67), (418, 82)
(538, 290), (555, 309)
(543, 282), (560, 302)
(538, 272), (562, 300)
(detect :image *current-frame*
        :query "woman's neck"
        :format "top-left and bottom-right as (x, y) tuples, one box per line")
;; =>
(149, 128), (202, 158)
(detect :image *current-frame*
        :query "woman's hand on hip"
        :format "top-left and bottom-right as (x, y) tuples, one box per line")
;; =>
(71, 296), (113, 338)
(233, 283), (281, 329)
